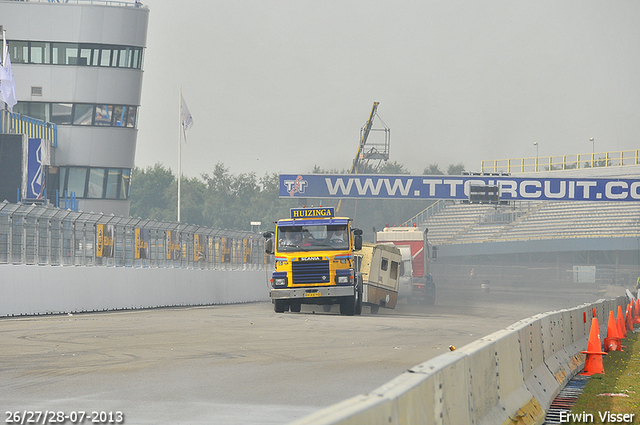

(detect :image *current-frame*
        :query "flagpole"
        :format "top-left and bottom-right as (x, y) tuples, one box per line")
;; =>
(2, 27), (6, 65)
(178, 85), (182, 223)
(2, 27), (6, 132)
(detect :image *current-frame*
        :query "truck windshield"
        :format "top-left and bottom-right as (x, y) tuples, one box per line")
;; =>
(277, 224), (349, 251)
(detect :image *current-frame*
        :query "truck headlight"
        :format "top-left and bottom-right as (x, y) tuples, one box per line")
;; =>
(335, 269), (353, 285)
(337, 275), (350, 284)
(271, 272), (288, 287)
(273, 278), (287, 286)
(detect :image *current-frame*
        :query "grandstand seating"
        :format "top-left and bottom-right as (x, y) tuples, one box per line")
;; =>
(422, 200), (640, 245)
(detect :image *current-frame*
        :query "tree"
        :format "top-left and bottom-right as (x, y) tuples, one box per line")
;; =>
(447, 163), (466, 175)
(249, 173), (299, 232)
(312, 165), (345, 174)
(376, 161), (410, 175)
(201, 163), (298, 230)
(423, 163), (444, 175)
(129, 163), (177, 222)
(202, 163), (251, 229)
(178, 176), (207, 225)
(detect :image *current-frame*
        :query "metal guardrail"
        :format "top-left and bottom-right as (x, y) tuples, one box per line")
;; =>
(401, 199), (446, 227)
(443, 232), (640, 245)
(19, 0), (146, 8)
(481, 150), (640, 174)
(0, 201), (269, 270)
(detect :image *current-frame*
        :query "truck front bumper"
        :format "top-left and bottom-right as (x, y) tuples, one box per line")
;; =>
(270, 285), (354, 300)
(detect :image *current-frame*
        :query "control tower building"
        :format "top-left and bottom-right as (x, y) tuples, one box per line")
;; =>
(1, 0), (149, 216)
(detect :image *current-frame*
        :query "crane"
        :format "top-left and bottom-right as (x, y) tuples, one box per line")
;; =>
(337, 102), (390, 215)
(348, 102), (390, 174)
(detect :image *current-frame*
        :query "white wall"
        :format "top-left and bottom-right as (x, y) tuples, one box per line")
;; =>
(0, 265), (271, 317)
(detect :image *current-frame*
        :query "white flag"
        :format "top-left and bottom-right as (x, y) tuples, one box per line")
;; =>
(180, 93), (194, 142)
(0, 47), (17, 112)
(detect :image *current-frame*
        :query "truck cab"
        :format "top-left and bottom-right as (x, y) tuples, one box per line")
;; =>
(376, 225), (435, 305)
(264, 207), (363, 315)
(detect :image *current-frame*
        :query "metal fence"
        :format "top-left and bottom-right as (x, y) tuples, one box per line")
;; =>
(480, 149), (640, 174)
(0, 201), (270, 270)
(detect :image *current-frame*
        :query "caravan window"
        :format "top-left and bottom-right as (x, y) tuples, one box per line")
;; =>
(381, 257), (388, 271)
(390, 261), (399, 279)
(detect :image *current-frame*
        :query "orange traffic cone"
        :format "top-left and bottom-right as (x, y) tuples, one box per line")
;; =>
(634, 300), (640, 325)
(604, 310), (622, 352)
(581, 317), (607, 375)
(626, 305), (634, 332)
(617, 306), (628, 339)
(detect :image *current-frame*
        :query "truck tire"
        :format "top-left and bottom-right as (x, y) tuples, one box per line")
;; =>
(425, 284), (436, 306)
(355, 278), (362, 316)
(370, 305), (379, 314)
(290, 301), (301, 313)
(340, 296), (356, 316)
(274, 300), (288, 313)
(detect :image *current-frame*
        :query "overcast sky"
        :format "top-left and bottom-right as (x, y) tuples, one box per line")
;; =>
(135, 0), (640, 179)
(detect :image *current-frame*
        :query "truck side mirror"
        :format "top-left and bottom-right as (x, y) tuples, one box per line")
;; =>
(352, 228), (363, 251)
(354, 235), (362, 251)
(265, 238), (274, 255)
(263, 231), (274, 255)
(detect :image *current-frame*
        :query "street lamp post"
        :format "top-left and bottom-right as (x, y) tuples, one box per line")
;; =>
(590, 137), (595, 167)
(533, 142), (538, 171)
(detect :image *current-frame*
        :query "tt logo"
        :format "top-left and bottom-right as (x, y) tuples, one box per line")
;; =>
(284, 175), (308, 196)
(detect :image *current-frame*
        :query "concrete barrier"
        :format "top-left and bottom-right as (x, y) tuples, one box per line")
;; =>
(289, 296), (629, 425)
(0, 264), (271, 316)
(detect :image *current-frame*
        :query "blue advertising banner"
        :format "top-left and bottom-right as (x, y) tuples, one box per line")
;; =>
(279, 174), (640, 202)
(25, 138), (46, 200)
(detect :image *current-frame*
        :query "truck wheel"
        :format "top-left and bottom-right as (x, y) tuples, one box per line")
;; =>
(274, 300), (288, 313)
(355, 279), (362, 316)
(370, 305), (379, 314)
(340, 296), (356, 316)
(290, 301), (301, 313)
(425, 285), (436, 306)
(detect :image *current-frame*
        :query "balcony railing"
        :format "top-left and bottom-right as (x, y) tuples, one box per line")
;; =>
(7, 0), (146, 8)
(481, 150), (640, 174)
(1, 109), (58, 147)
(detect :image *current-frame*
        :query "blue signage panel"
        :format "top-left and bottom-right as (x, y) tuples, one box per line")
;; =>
(25, 138), (45, 200)
(279, 174), (640, 202)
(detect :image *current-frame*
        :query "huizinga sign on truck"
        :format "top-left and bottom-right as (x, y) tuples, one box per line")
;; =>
(263, 207), (364, 315)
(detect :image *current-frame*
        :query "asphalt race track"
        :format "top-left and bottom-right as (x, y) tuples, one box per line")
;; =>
(1, 280), (622, 424)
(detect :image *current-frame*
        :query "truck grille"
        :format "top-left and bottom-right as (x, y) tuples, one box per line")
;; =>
(292, 260), (330, 284)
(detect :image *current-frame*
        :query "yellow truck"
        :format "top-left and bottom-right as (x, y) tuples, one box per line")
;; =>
(263, 207), (364, 315)
(356, 243), (403, 314)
